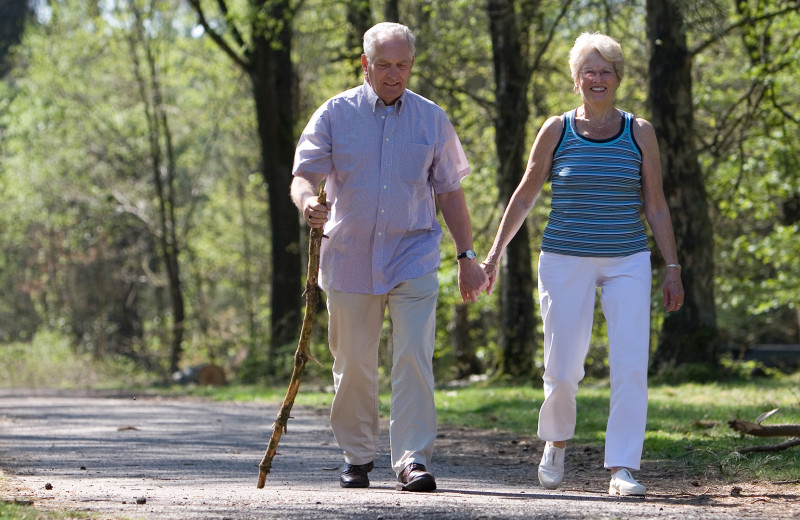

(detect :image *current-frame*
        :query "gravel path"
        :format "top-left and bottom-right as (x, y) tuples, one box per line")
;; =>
(1, 389), (798, 519)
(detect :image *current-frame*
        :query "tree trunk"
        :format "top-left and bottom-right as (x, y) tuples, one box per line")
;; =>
(646, 0), (719, 370)
(346, 0), (372, 79)
(384, 0), (399, 23)
(158, 70), (186, 376)
(488, 0), (537, 377)
(451, 302), (482, 379)
(188, 0), (302, 363)
(129, 4), (186, 374)
(248, 0), (302, 360)
(236, 169), (259, 356)
(0, 0), (28, 77)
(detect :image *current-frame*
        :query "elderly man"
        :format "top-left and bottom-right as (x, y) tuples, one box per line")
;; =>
(290, 22), (487, 492)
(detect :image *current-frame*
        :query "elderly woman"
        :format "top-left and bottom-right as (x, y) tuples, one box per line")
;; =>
(482, 33), (684, 496)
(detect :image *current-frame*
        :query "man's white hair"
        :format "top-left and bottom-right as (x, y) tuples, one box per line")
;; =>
(363, 22), (415, 62)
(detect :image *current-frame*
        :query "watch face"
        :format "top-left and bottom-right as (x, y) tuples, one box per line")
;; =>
(458, 250), (476, 260)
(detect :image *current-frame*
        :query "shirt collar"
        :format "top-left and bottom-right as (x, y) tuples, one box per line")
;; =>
(362, 80), (406, 114)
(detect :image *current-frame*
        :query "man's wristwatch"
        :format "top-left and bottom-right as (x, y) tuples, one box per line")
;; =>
(457, 249), (477, 261)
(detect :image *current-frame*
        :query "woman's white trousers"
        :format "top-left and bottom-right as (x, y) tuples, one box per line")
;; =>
(537, 251), (651, 470)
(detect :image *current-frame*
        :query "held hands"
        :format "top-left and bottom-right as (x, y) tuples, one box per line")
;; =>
(480, 261), (498, 295)
(458, 259), (489, 303)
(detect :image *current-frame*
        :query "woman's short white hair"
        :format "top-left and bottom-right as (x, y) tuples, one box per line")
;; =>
(568, 32), (624, 93)
(363, 22), (416, 62)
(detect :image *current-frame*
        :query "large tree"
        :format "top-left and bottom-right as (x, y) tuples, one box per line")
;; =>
(127, 2), (186, 373)
(487, 0), (536, 377)
(344, 0), (372, 79)
(645, 0), (719, 369)
(188, 0), (302, 363)
(645, 0), (800, 370)
(486, 0), (572, 377)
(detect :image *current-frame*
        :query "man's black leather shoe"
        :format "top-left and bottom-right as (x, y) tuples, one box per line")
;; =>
(396, 463), (436, 492)
(339, 461), (374, 488)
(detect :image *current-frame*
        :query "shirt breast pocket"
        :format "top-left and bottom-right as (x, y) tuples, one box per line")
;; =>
(398, 141), (434, 184)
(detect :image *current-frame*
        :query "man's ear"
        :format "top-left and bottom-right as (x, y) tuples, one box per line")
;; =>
(361, 54), (368, 76)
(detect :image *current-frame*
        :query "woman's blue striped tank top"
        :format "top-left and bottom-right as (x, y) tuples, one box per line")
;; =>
(541, 108), (649, 258)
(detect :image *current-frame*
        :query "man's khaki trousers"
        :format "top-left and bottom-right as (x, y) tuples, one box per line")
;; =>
(323, 269), (439, 474)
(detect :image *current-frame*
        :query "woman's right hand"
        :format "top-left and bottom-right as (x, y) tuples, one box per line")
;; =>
(481, 261), (498, 295)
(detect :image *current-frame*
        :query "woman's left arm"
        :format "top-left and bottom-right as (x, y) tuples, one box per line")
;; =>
(635, 117), (685, 312)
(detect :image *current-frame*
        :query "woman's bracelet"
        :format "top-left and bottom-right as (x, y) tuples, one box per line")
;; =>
(666, 264), (681, 270)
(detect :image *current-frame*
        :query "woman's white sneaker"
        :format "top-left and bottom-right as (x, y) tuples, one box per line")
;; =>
(537, 443), (565, 489)
(608, 468), (646, 496)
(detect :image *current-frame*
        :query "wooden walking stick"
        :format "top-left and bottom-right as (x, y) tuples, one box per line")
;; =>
(257, 184), (326, 488)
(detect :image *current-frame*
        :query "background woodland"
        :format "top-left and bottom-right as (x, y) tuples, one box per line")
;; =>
(0, 0), (798, 385)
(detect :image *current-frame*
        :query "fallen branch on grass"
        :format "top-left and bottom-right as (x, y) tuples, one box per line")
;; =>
(736, 438), (800, 453)
(728, 416), (800, 453)
(727, 420), (800, 438)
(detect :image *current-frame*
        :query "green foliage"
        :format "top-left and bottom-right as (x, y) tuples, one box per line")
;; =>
(650, 361), (727, 385)
(0, 330), (150, 389)
(293, 0), (354, 119)
(0, 0), (799, 385)
(718, 356), (784, 380)
(1, 0), (273, 378)
(696, 1), (800, 350)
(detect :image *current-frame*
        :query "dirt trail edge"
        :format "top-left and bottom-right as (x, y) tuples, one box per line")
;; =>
(1, 389), (797, 519)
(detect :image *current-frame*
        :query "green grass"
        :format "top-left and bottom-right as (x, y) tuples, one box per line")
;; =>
(0, 499), (88, 520)
(167, 383), (338, 408)
(644, 379), (800, 482)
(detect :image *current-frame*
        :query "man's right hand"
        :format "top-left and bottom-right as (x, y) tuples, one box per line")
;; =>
(291, 173), (329, 228)
(458, 260), (489, 302)
(303, 196), (330, 229)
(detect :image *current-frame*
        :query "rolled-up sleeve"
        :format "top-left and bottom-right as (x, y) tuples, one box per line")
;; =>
(430, 115), (471, 194)
(293, 105), (333, 176)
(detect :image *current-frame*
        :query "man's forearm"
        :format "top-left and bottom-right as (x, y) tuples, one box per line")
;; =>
(290, 173), (323, 211)
(437, 186), (488, 301)
(437, 188), (475, 254)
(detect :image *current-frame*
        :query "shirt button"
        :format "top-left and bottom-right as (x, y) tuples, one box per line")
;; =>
(378, 232), (383, 236)
(383, 185), (387, 189)
(380, 209), (385, 213)
(385, 138), (389, 142)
